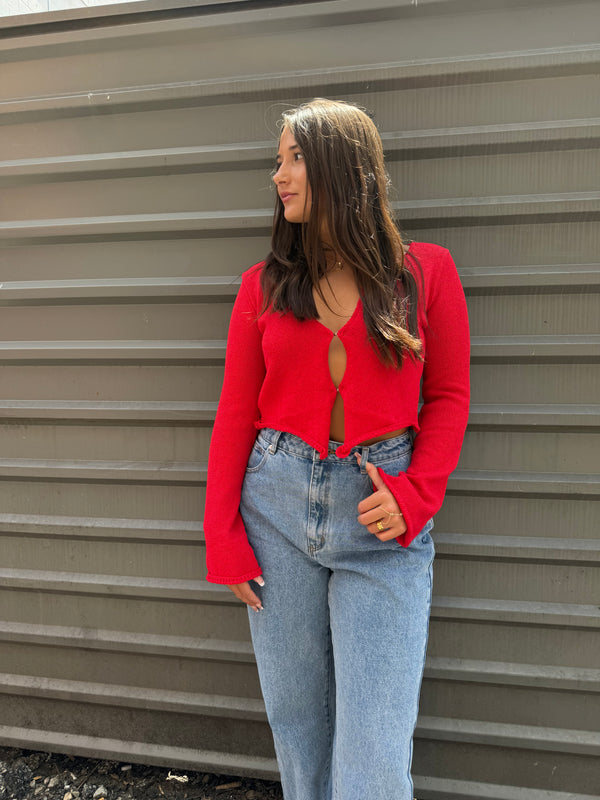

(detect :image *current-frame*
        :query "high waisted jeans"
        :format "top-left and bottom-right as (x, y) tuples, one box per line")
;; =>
(240, 429), (435, 800)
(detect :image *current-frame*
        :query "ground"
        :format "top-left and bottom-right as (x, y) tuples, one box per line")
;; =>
(0, 748), (283, 800)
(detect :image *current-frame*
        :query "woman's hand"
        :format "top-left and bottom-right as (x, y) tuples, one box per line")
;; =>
(355, 454), (407, 541)
(226, 576), (265, 612)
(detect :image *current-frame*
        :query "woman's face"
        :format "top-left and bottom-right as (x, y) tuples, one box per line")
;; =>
(273, 127), (312, 223)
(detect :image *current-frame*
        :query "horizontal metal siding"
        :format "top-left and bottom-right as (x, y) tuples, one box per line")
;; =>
(0, 1), (599, 797)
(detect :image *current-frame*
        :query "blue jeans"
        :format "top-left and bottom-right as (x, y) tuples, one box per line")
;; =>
(240, 429), (435, 800)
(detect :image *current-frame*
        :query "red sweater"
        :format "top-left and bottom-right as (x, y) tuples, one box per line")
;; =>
(204, 242), (470, 584)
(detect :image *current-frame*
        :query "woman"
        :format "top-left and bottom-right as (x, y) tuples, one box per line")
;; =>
(204, 99), (470, 800)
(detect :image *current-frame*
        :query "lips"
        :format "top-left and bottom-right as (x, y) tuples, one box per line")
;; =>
(279, 193), (295, 203)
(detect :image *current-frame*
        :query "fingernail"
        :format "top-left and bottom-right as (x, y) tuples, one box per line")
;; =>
(255, 576), (265, 587)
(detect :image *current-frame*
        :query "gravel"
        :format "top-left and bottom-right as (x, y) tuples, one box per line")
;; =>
(0, 748), (283, 800)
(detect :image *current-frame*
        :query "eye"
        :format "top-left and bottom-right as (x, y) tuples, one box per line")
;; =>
(294, 152), (304, 161)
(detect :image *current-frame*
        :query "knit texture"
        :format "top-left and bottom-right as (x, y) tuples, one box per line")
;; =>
(204, 242), (470, 583)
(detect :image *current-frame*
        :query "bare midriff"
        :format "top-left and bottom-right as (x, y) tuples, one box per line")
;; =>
(314, 268), (408, 447)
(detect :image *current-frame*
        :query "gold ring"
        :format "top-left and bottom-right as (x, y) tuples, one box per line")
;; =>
(376, 520), (385, 532)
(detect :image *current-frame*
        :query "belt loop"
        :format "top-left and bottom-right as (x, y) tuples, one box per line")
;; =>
(267, 429), (282, 454)
(359, 445), (370, 473)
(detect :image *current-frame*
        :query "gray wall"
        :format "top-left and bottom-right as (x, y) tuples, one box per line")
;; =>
(0, 1), (598, 797)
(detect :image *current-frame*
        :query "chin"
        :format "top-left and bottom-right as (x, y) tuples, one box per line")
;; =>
(284, 212), (306, 224)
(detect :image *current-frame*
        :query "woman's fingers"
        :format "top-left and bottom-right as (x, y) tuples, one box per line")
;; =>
(358, 497), (394, 528)
(355, 453), (407, 539)
(364, 513), (407, 540)
(363, 458), (386, 490)
(226, 578), (264, 612)
(358, 500), (407, 537)
(357, 488), (403, 521)
(366, 514), (407, 540)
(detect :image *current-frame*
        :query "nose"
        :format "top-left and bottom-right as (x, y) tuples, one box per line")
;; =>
(273, 162), (287, 185)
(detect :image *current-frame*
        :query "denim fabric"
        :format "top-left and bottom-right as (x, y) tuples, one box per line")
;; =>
(240, 429), (435, 800)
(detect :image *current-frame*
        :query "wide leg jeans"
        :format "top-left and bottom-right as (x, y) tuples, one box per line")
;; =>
(240, 429), (435, 800)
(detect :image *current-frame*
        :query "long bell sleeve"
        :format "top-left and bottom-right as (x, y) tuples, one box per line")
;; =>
(204, 266), (266, 584)
(377, 246), (470, 545)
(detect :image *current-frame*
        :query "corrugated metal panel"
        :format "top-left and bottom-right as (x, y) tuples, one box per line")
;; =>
(0, 0), (598, 797)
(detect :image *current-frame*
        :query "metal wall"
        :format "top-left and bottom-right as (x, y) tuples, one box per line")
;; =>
(1, 1), (599, 797)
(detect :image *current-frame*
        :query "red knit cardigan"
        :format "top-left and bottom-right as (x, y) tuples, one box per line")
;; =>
(204, 242), (470, 584)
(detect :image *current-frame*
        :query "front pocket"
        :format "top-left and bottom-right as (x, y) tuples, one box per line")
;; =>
(245, 440), (271, 473)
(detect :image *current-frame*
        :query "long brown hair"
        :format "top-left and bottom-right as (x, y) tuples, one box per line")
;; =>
(262, 98), (422, 366)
